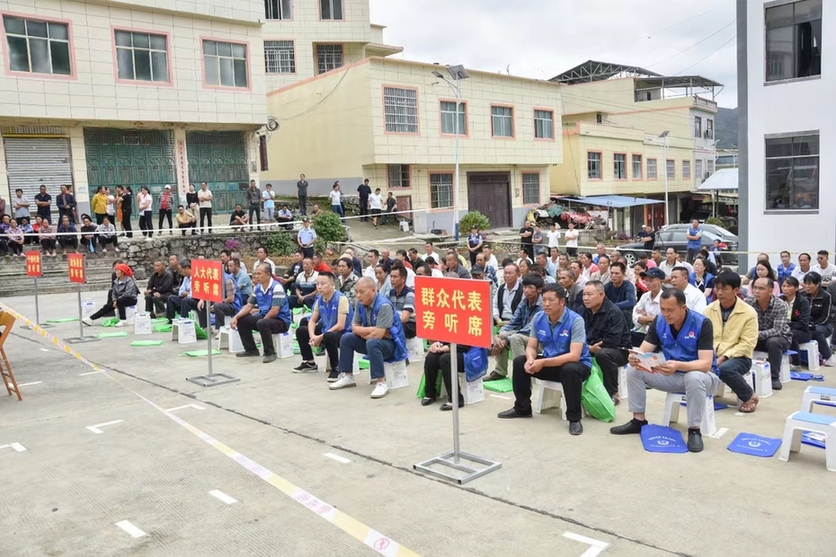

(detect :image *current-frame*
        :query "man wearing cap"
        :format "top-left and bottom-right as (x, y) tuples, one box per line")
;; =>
(230, 262), (292, 363)
(297, 218), (317, 259)
(632, 267), (665, 346)
(246, 179), (262, 229)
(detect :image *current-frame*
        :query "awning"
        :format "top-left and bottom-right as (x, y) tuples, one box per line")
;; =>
(697, 168), (738, 191)
(552, 195), (664, 208)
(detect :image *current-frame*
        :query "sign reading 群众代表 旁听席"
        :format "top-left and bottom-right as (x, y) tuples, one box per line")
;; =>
(414, 276), (492, 348)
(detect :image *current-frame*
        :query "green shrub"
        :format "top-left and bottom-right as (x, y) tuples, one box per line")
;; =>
(313, 211), (347, 243)
(264, 231), (297, 257)
(705, 216), (728, 230)
(459, 211), (491, 232)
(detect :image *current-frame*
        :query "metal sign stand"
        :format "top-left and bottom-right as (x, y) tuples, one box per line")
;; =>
(24, 278), (52, 330)
(187, 303), (239, 387)
(65, 283), (100, 344)
(414, 342), (501, 484)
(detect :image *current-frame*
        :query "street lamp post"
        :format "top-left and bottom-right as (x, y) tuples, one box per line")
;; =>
(433, 65), (470, 240)
(659, 130), (670, 225)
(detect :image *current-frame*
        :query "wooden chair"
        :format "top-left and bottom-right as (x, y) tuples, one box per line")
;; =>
(0, 311), (21, 401)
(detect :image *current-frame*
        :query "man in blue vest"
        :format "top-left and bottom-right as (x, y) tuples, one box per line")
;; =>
(330, 277), (408, 399)
(229, 262), (292, 363)
(294, 272), (352, 380)
(685, 218), (703, 263)
(497, 283), (592, 436)
(610, 288), (719, 452)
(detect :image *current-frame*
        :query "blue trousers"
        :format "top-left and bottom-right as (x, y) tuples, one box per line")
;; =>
(717, 357), (753, 401)
(338, 333), (395, 379)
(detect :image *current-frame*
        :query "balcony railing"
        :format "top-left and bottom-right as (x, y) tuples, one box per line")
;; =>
(693, 96), (717, 110)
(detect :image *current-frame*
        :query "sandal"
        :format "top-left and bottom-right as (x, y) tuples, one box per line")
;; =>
(739, 394), (759, 413)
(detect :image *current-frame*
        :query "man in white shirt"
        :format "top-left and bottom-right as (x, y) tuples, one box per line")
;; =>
(631, 267), (665, 346)
(252, 246), (276, 276)
(791, 252), (813, 282)
(670, 266), (706, 313)
(364, 249), (380, 284)
(547, 223), (561, 250)
(658, 247), (679, 280)
(812, 250), (836, 286)
(13, 189), (30, 220)
(423, 242), (441, 266)
(482, 244), (499, 271)
(369, 188), (383, 229)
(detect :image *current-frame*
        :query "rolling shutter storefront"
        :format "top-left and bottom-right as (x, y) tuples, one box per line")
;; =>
(3, 136), (73, 217)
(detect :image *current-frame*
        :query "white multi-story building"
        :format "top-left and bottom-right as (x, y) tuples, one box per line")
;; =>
(739, 0), (826, 261)
(0, 0), (267, 218)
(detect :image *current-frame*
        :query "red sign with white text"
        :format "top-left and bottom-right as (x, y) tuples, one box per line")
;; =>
(414, 276), (492, 348)
(191, 259), (223, 303)
(26, 251), (42, 278)
(68, 253), (86, 284)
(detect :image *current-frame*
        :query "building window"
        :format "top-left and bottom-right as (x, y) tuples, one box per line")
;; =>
(430, 173), (453, 208)
(2, 15), (71, 75)
(384, 87), (418, 134)
(683, 160), (691, 180)
(707, 159), (715, 176)
(647, 158), (657, 180)
(766, 0), (822, 82)
(696, 159), (704, 181)
(522, 173), (540, 204)
(632, 155), (642, 179)
(440, 101), (467, 135)
(265, 0), (292, 19)
(614, 154), (627, 180)
(316, 44), (343, 74)
(694, 116), (702, 138)
(706, 119), (714, 140)
(320, 0), (344, 20)
(766, 133), (819, 210)
(534, 110), (554, 139)
(203, 40), (248, 88)
(587, 152), (602, 180)
(666, 160), (675, 180)
(387, 165), (410, 188)
(115, 30), (168, 82)
(264, 40), (295, 74)
(490, 106), (513, 137)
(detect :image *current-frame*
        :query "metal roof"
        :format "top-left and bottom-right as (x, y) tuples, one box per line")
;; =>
(696, 168), (738, 191)
(549, 60), (661, 84)
(635, 75), (724, 90)
(553, 195), (664, 208)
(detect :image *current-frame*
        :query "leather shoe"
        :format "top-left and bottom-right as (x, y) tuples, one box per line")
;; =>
(687, 429), (704, 453)
(236, 350), (260, 358)
(610, 418), (647, 435)
(263, 353), (277, 363)
(484, 371), (505, 382)
(569, 421), (583, 435)
(772, 379), (783, 391)
(421, 397), (436, 406)
(497, 408), (532, 419)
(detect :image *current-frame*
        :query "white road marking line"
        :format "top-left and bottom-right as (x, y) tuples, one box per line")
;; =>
(734, 412), (745, 416)
(165, 404), (205, 412)
(10, 443), (26, 452)
(209, 489), (238, 504)
(39, 348), (49, 352)
(489, 394), (513, 400)
(16, 381), (42, 387)
(324, 452), (351, 464)
(707, 427), (729, 439)
(79, 371), (104, 376)
(563, 532), (609, 557)
(86, 420), (124, 434)
(0, 445), (7, 450)
(115, 520), (147, 538)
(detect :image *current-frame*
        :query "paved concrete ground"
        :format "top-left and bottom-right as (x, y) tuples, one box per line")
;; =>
(3, 291), (836, 557)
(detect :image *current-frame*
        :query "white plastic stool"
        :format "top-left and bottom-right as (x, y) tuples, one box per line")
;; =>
(134, 312), (152, 335)
(618, 365), (629, 400)
(778, 411), (836, 471)
(273, 332), (294, 359)
(714, 371), (755, 402)
(352, 352), (366, 375)
(662, 392), (717, 436)
(754, 350), (790, 384)
(532, 379), (567, 421)
(216, 326), (245, 353)
(801, 386), (836, 412)
(171, 319), (197, 344)
(463, 377), (485, 405)
(799, 341), (821, 371)
(367, 360), (408, 389)
(749, 360), (773, 398)
(406, 337), (424, 361)
(125, 306), (137, 325)
(81, 299), (95, 318)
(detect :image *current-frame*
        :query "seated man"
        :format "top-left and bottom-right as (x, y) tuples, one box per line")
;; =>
(229, 262), (292, 363)
(610, 289), (719, 453)
(421, 342), (471, 410)
(165, 261), (208, 329)
(143, 260), (175, 318)
(669, 266), (707, 313)
(632, 267), (665, 347)
(212, 261), (243, 331)
(705, 270), (760, 411)
(486, 274), (544, 382)
(745, 276), (792, 390)
(580, 280), (631, 404)
(387, 265), (416, 339)
(294, 272), (352, 380)
(229, 204), (248, 230)
(336, 256), (358, 302)
(803, 272), (835, 367)
(276, 204), (293, 229)
(557, 269), (585, 314)
(497, 283), (592, 436)
(330, 277), (408, 399)
(604, 261), (636, 326)
(279, 249), (304, 290)
(175, 205), (197, 236)
(493, 263), (522, 327)
(290, 258), (318, 309)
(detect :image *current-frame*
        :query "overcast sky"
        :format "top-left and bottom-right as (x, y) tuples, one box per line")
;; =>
(369, 0), (738, 108)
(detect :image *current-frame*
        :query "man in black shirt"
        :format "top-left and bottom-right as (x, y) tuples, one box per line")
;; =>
(637, 224), (654, 252)
(34, 185), (52, 222)
(297, 174), (309, 215)
(519, 220), (534, 260)
(357, 179), (371, 222)
(381, 192), (397, 225)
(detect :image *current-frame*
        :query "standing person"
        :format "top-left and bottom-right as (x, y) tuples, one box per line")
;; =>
(120, 186), (133, 238)
(329, 182), (344, 222)
(114, 186), (123, 232)
(0, 192), (5, 218)
(91, 187), (108, 224)
(297, 218), (317, 259)
(198, 181), (213, 233)
(34, 185), (52, 222)
(185, 184), (199, 215)
(519, 220), (534, 259)
(246, 179), (262, 229)
(158, 185), (174, 234)
(357, 179), (371, 222)
(262, 183), (276, 222)
(368, 187), (383, 229)
(137, 186), (154, 239)
(229, 262), (292, 364)
(531, 224), (546, 256)
(685, 218), (702, 263)
(467, 226), (484, 266)
(381, 192), (397, 225)
(547, 222), (561, 252)
(56, 184), (77, 223)
(106, 187), (116, 225)
(297, 174), (309, 215)
(12, 189), (30, 221)
(564, 221), (579, 257)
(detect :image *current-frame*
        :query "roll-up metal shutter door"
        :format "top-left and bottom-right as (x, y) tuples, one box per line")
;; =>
(3, 137), (73, 214)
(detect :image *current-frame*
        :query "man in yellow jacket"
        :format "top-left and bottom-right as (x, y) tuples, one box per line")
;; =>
(703, 270), (760, 413)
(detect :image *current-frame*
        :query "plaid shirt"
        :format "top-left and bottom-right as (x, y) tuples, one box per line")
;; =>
(744, 295), (792, 342)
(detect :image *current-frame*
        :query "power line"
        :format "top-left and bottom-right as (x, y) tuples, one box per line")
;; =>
(645, 20), (735, 69)
(675, 33), (737, 75)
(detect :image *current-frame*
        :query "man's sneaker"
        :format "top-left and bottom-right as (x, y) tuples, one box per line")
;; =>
(114, 320), (126, 328)
(484, 371), (505, 382)
(329, 373), (356, 390)
(790, 364), (802, 372)
(293, 361), (318, 373)
(327, 370), (340, 382)
(687, 429), (704, 453)
(610, 418), (647, 435)
(823, 357), (836, 367)
(236, 350), (261, 358)
(370, 381), (390, 399)
(772, 379), (783, 391)
(263, 353), (277, 364)
(81, 317), (93, 326)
